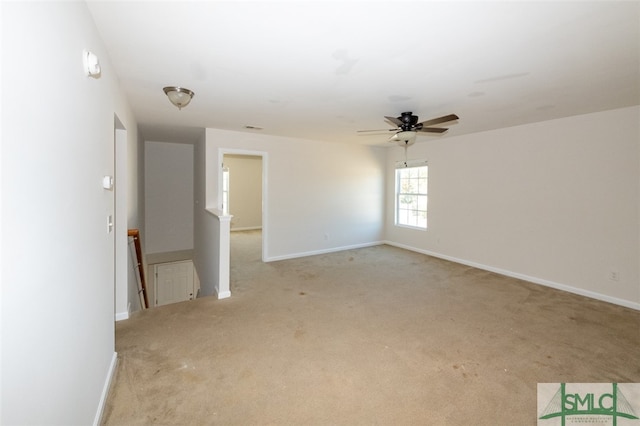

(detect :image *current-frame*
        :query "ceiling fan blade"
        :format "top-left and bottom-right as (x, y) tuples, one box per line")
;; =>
(357, 128), (398, 133)
(417, 127), (448, 134)
(384, 116), (403, 126)
(417, 114), (459, 127)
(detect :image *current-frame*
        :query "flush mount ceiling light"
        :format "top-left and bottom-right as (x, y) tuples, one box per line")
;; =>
(163, 86), (194, 110)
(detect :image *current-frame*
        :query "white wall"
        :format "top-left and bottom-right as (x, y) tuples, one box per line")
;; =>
(224, 154), (263, 230)
(193, 133), (221, 297)
(385, 106), (640, 308)
(114, 125), (130, 319)
(1, 2), (138, 424)
(145, 141), (194, 254)
(204, 129), (386, 261)
(125, 130), (147, 314)
(125, 132), (149, 319)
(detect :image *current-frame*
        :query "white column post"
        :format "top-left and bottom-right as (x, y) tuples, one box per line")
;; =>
(215, 211), (232, 299)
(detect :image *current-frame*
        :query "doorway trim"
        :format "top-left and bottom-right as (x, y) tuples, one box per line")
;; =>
(218, 148), (268, 261)
(114, 115), (128, 320)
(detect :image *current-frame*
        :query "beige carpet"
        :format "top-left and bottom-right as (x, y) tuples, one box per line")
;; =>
(102, 230), (640, 425)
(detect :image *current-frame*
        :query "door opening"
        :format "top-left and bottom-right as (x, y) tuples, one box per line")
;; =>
(114, 116), (129, 320)
(220, 150), (267, 262)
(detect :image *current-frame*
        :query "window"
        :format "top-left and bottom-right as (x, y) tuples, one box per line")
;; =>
(395, 162), (428, 229)
(222, 166), (230, 215)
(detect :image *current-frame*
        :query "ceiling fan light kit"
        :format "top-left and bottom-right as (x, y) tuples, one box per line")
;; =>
(389, 131), (417, 145)
(359, 111), (459, 146)
(163, 86), (195, 110)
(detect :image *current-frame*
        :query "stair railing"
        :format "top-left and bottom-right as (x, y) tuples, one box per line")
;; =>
(127, 229), (149, 309)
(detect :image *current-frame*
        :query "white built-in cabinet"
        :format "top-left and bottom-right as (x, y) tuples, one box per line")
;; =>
(147, 251), (199, 307)
(154, 260), (194, 306)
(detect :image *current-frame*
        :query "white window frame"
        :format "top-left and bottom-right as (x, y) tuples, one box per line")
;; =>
(395, 160), (428, 230)
(222, 166), (230, 215)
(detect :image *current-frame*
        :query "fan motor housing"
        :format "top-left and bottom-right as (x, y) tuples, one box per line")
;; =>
(399, 112), (418, 130)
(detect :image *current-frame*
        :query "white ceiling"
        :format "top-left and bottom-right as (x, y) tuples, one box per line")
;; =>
(86, 1), (639, 145)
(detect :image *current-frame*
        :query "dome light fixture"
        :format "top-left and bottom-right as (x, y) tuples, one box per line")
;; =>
(389, 130), (417, 146)
(163, 86), (195, 110)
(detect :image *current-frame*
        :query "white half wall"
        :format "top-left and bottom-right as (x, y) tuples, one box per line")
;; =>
(385, 106), (640, 308)
(193, 133), (222, 297)
(1, 2), (138, 424)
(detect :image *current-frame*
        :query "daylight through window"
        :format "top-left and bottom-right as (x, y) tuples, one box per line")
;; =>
(395, 163), (428, 229)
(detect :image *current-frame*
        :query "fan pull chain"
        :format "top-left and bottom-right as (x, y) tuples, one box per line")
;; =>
(403, 141), (408, 167)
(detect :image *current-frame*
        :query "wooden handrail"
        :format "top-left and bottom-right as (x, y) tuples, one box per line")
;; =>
(128, 229), (149, 309)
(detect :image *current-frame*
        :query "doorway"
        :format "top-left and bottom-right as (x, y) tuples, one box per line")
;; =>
(220, 150), (267, 262)
(114, 116), (129, 320)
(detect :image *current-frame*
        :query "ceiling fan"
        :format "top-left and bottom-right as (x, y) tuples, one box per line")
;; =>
(358, 111), (459, 146)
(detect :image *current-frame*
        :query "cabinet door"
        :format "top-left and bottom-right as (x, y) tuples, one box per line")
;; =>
(155, 261), (193, 306)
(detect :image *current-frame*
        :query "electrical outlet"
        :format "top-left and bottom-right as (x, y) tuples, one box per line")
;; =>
(609, 270), (619, 282)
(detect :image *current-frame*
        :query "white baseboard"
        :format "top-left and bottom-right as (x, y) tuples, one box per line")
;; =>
(264, 241), (384, 263)
(114, 302), (130, 321)
(384, 241), (640, 311)
(231, 226), (262, 232)
(217, 290), (231, 299)
(93, 352), (118, 426)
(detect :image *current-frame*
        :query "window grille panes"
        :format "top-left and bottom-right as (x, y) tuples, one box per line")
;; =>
(395, 165), (428, 229)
